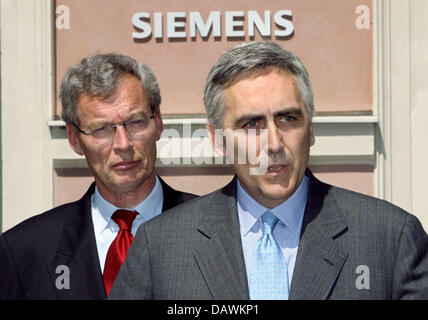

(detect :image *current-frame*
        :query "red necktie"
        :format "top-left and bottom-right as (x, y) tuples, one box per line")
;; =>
(103, 209), (138, 295)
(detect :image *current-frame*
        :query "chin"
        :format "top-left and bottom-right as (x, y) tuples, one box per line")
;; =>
(261, 184), (295, 203)
(112, 174), (143, 188)
(266, 191), (292, 202)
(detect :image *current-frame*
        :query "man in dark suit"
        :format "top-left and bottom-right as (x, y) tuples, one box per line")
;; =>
(109, 42), (428, 300)
(0, 53), (196, 299)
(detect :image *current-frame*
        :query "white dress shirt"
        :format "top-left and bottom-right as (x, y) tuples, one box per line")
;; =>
(237, 175), (308, 289)
(91, 175), (164, 273)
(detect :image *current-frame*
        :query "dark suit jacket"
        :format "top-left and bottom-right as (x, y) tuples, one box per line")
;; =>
(109, 170), (428, 299)
(0, 177), (197, 300)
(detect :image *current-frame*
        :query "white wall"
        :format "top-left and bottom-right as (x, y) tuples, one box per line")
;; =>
(375, 0), (428, 228)
(0, 0), (54, 231)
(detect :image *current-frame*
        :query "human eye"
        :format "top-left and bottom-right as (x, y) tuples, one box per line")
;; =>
(127, 117), (147, 128)
(242, 119), (264, 131)
(90, 125), (110, 138)
(276, 114), (297, 127)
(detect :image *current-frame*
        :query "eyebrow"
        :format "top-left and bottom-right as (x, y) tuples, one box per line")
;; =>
(84, 111), (150, 129)
(234, 106), (303, 126)
(234, 114), (265, 127)
(273, 107), (304, 118)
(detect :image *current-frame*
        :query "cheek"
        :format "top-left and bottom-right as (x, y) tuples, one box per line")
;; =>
(135, 137), (158, 160)
(82, 143), (111, 168)
(286, 131), (312, 168)
(232, 132), (267, 163)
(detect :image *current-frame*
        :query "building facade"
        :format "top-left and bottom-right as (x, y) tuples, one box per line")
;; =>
(1, 0), (427, 231)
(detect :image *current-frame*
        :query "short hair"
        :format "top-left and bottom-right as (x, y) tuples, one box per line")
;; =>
(204, 41), (314, 128)
(60, 53), (161, 124)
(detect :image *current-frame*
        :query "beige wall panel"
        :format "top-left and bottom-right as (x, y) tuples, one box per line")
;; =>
(55, 0), (372, 116)
(53, 168), (94, 205)
(310, 164), (374, 196)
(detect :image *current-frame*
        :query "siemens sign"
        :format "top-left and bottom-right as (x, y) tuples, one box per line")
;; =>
(132, 10), (294, 40)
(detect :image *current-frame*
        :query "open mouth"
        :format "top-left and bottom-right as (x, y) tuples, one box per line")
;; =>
(266, 164), (288, 174)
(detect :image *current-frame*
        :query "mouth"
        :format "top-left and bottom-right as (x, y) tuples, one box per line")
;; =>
(266, 164), (289, 175)
(112, 160), (141, 171)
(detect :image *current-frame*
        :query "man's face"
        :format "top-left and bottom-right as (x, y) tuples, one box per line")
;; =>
(209, 70), (314, 208)
(67, 75), (163, 202)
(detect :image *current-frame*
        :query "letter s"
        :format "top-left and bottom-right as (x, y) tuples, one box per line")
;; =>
(132, 12), (152, 39)
(274, 10), (294, 37)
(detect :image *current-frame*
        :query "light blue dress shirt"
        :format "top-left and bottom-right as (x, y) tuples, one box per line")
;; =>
(237, 175), (308, 290)
(91, 175), (164, 273)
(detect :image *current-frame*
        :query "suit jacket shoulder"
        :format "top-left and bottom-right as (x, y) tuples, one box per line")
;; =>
(0, 183), (106, 299)
(291, 171), (428, 299)
(1, 186), (94, 252)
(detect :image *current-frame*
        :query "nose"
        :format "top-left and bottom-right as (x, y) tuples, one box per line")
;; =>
(112, 124), (133, 151)
(267, 123), (283, 155)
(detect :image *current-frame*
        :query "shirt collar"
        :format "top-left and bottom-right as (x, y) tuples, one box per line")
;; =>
(91, 175), (164, 233)
(237, 175), (309, 237)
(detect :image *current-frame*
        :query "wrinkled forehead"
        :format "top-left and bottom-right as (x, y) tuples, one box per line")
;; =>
(225, 67), (303, 102)
(75, 76), (150, 122)
(224, 69), (305, 115)
(78, 74), (143, 102)
(224, 66), (284, 87)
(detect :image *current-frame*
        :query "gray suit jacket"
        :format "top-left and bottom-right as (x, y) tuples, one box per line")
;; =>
(109, 171), (428, 299)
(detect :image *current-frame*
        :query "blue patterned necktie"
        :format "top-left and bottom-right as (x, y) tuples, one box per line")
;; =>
(249, 211), (289, 300)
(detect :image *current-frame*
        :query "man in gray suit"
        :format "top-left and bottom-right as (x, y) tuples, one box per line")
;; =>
(109, 42), (428, 299)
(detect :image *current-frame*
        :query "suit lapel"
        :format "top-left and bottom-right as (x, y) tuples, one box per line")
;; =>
(193, 177), (250, 299)
(289, 171), (348, 299)
(47, 183), (106, 299)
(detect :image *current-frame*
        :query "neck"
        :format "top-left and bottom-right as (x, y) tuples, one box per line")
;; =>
(96, 175), (157, 208)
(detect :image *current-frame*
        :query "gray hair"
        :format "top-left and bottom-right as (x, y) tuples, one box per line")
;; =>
(60, 53), (161, 124)
(204, 41), (314, 128)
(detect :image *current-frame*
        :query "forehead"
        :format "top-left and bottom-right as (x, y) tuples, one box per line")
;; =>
(76, 76), (149, 122)
(223, 70), (303, 121)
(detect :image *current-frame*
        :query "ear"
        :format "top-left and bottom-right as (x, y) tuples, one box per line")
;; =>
(153, 107), (163, 141)
(66, 123), (84, 156)
(309, 122), (315, 146)
(207, 123), (226, 157)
